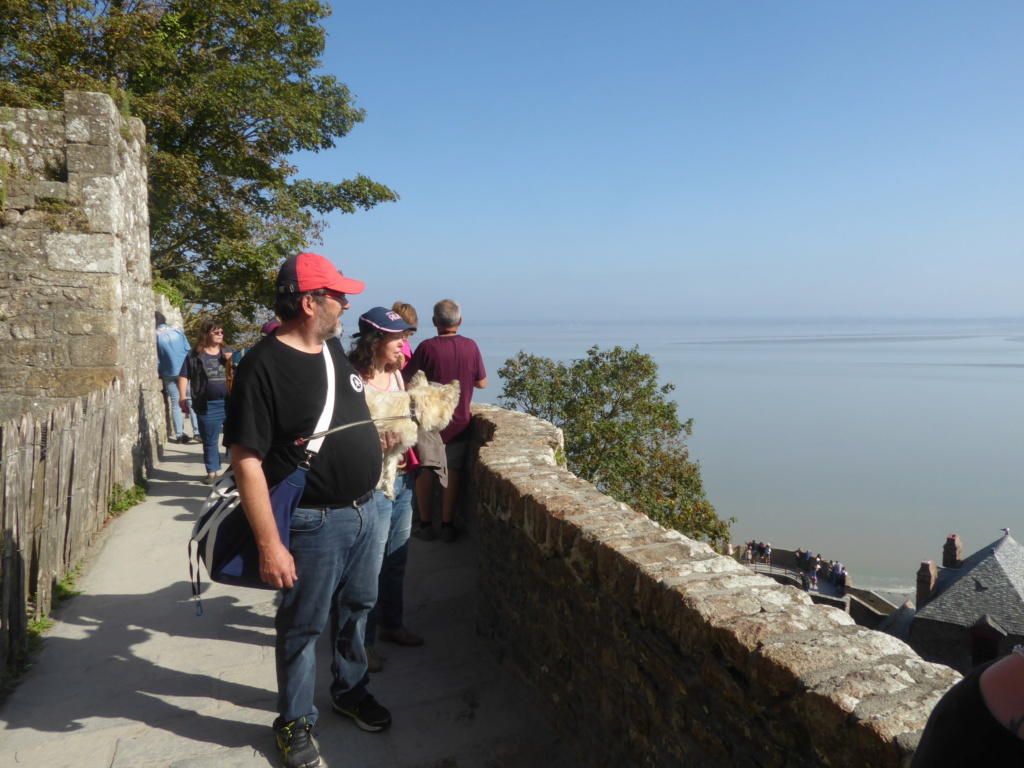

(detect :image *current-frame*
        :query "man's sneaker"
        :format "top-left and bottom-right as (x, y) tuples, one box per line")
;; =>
(275, 717), (321, 768)
(333, 694), (392, 732)
(179, 434), (191, 444)
(378, 626), (424, 647)
(412, 524), (436, 542)
(440, 525), (459, 543)
(365, 645), (384, 673)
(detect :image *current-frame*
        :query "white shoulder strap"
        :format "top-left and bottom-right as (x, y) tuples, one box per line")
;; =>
(306, 342), (336, 455)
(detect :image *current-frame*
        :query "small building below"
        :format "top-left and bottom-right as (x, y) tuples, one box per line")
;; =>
(909, 531), (1024, 672)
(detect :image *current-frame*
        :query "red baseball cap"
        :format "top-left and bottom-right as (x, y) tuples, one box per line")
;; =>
(276, 252), (365, 295)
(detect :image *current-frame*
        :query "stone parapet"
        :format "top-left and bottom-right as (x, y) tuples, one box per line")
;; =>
(468, 403), (960, 767)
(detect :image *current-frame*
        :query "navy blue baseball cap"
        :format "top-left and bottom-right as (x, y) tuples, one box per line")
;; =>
(355, 306), (417, 337)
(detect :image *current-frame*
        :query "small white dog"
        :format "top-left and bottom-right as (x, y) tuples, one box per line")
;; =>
(364, 371), (460, 498)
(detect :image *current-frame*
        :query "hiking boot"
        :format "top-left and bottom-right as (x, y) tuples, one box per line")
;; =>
(378, 626), (424, 647)
(440, 525), (459, 543)
(333, 694), (392, 732)
(275, 717), (321, 768)
(412, 524), (436, 541)
(365, 645), (384, 673)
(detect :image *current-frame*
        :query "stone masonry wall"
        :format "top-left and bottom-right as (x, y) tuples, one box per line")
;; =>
(0, 91), (161, 481)
(467, 404), (961, 768)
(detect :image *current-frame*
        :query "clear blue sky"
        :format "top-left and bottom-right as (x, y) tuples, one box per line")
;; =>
(293, 2), (1023, 325)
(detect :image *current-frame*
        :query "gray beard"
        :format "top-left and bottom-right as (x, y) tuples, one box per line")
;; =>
(314, 307), (341, 341)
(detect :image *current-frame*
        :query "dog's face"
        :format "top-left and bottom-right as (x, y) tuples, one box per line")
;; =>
(406, 373), (460, 433)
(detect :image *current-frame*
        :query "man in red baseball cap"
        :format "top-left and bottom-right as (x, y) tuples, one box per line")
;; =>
(276, 251), (366, 296)
(225, 252), (391, 768)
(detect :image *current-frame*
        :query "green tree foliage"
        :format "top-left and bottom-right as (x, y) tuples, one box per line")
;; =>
(499, 346), (732, 545)
(0, 0), (398, 324)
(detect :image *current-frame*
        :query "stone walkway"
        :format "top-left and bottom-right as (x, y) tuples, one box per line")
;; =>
(0, 440), (577, 768)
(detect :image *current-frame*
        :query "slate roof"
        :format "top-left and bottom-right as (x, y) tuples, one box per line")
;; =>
(916, 533), (1024, 636)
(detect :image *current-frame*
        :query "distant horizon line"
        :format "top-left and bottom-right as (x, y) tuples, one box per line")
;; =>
(473, 315), (1024, 327)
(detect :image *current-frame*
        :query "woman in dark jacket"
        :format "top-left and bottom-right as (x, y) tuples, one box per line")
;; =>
(177, 318), (234, 483)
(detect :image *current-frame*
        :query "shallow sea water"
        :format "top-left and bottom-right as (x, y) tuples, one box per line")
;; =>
(467, 319), (1024, 590)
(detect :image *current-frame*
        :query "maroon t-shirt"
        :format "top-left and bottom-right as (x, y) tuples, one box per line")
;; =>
(403, 335), (486, 442)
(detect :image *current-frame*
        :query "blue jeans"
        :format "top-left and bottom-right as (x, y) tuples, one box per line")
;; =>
(365, 473), (415, 645)
(161, 374), (198, 437)
(275, 496), (381, 727)
(196, 398), (226, 473)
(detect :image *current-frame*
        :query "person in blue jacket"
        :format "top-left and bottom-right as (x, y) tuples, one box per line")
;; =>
(155, 312), (198, 444)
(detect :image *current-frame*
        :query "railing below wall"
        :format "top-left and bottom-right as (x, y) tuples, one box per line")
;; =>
(0, 382), (122, 684)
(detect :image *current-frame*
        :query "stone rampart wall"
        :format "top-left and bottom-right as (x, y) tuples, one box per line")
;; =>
(467, 404), (960, 767)
(0, 91), (161, 480)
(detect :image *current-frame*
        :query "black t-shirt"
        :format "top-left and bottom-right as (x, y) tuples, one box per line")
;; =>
(224, 335), (381, 507)
(911, 659), (1024, 767)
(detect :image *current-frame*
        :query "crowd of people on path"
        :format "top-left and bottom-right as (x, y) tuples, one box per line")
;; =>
(793, 549), (850, 595)
(795, 549), (823, 591)
(737, 541), (851, 596)
(155, 252), (487, 768)
(742, 540), (772, 566)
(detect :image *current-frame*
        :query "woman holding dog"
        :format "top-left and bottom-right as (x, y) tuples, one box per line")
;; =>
(349, 306), (423, 673)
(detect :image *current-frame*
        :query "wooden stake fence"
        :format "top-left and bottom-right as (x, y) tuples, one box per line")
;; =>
(0, 382), (123, 684)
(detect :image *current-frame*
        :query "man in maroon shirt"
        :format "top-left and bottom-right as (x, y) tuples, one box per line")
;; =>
(403, 299), (487, 542)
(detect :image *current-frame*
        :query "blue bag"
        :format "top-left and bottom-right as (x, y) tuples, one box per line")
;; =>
(189, 464), (309, 600)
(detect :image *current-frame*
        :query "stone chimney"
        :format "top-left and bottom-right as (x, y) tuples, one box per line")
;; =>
(917, 560), (938, 609)
(943, 535), (962, 569)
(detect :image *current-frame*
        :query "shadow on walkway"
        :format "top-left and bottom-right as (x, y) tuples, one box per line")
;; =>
(0, 441), (576, 768)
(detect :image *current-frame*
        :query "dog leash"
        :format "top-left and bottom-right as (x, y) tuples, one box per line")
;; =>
(291, 414), (414, 447)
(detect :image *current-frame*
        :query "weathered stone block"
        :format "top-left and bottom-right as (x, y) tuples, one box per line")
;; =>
(67, 143), (116, 176)
(69, 334), (119, 366)
(0, 365), (27, 389)
(64, 90), (118, 125)
(25, 366), (119, 397)
(33, 181), (69, 202)
(50, 309), (118, 336)
(16, 209), (52, 228)
(45, 232), (119, 273)
(65, 115), (110, 145)
(84, 274), (122, 310)
(9, 315), (54, 340)
(1, 338), (69, 367)
(79, 176), (116, 233)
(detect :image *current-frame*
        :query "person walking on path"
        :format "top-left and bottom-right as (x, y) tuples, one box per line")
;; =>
(404, 299), (486, 543)
(178, 318), (234, 484)
(156, 311), (198, 443)
(349, 307), (424, 674)
(233, 319), (281, 368)
(225, 252), (394, 768)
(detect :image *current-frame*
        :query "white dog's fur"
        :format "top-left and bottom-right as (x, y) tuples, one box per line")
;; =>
(363, 371), (460, 498)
